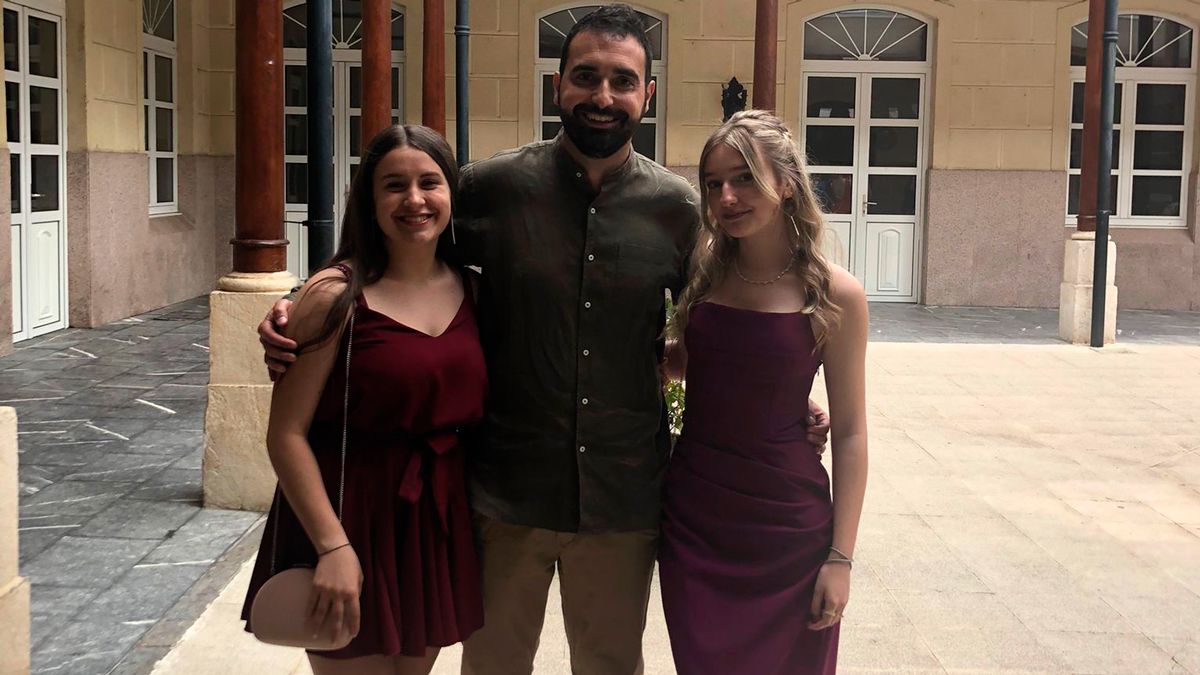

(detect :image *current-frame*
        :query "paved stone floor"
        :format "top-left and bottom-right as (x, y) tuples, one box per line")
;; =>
(870, 304), (1200, 345)
(4, 298), (1200, 674)
(2, 298), (261, 675)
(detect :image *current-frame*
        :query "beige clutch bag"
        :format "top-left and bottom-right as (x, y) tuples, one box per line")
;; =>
(251, 311), (357, 652)
(250, 568), (353, 651)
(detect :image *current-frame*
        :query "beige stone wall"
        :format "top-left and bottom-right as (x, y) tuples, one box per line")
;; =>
(62, 0), (235, 327)
(184, 0), (236, 156)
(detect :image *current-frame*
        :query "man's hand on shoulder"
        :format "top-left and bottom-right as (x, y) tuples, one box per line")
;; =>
(259, 298), (297, 381)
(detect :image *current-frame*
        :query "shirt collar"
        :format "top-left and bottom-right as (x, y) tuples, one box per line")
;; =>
(553, 132), (636, 191)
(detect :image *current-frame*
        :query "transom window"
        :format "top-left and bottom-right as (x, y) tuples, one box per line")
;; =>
(804, 9), (928, 62)
(283, 0), (405, 50)
(535, 5), (666, 162)
(143, 0), (176, 215)
(1067, 14), (1194, 227)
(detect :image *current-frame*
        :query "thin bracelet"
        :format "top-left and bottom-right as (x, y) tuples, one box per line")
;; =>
(824, 545), (853, 568)
(318, 542), (352, 557)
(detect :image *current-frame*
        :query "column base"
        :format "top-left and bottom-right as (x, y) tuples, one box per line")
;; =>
(203, 384), (275, 511)
(0, 577), (30, 675)
(203, 279), (297, 512)
(1058, 233), (1118, 345)
(217, 271), (298, 293)
(1059, 282), (1118, 345)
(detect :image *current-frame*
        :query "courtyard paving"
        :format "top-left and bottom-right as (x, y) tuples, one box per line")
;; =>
(3, 299), (1200, 674)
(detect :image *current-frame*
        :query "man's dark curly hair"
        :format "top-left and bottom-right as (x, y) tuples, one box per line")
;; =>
(557, 4), (655, 84)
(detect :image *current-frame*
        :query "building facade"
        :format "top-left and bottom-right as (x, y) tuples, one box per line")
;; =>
(2, 0), (1199, 355)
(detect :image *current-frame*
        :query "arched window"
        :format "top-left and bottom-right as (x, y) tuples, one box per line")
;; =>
(282, 1), (405, 50)
(803, 8), (927, 62)
(1067, 14), (1194, 227)
(534, 5), (666, 162)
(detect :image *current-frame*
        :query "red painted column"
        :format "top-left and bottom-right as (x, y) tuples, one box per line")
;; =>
(1076, 0), (1105, 232)
(362, 0), (393, 150)
(232, 0), (286, 273)
(423, 0), (446, 134)
(752, 0), (778, 111)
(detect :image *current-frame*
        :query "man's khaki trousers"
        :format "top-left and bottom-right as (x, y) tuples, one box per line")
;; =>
(460, 513), (659, 675)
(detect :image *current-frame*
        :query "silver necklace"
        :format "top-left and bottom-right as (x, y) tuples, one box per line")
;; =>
(734, 256), (795, 285)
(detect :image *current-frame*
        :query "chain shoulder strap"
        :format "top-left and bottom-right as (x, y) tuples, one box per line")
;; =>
(337, 310), (354, 519)
(268, 307), (355, 575)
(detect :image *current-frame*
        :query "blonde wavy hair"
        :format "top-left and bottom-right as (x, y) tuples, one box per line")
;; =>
(671, 109), (840, 347)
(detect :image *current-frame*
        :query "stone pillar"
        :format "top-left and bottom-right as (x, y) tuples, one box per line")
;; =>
(1075, 0), (1106, 233)
(1059, 232), (1117, 345)
(423, 0), (446, 134)
(0, 408), (31, 675)
(361, 0), (392, 148)
(752, 0), (778, 111)
(203, 0), (298, 511)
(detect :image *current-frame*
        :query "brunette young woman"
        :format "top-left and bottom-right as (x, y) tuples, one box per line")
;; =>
(240, 125), (485, 675)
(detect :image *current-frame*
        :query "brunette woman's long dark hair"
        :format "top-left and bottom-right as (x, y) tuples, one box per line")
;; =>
(299, 124), (462, 352)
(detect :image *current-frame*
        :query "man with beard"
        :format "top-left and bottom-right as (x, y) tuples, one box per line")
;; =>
(258, 5), (829, 672)
(448, 6), (698, 673)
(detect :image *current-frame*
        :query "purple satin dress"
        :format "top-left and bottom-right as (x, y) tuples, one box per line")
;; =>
(659, 302), (838, 674)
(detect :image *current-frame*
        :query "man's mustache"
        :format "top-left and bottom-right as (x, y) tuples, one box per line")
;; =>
(569, 104), (630, 123)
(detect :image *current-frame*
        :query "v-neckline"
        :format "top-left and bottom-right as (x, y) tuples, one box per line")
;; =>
(360, 294), (466, 338)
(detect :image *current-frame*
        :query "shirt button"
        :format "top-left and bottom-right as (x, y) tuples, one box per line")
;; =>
(589, 207), (597, 214)
(576, 172), (582, 178)
(584, 301), (592, 309)
(582, 349), (590, 356)
(587, 254), (595, 262)
(582, 398), (589, 405)
(579, 445), (587, 453)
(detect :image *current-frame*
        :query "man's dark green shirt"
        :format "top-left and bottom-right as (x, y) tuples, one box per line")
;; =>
(456, 137), (700, 533)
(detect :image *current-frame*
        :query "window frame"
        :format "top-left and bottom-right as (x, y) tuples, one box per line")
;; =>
(533, 4), (667, 163)
(1066, 13), (1196, 229)
(143, 2), (178, 217)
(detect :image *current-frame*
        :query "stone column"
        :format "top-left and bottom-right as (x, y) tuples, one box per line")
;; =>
(361, 0), (392, 148)
(1059, 0), (1117, 345)
(0, 408), (31, 675)
(1059, 232), (1117, 345)
(203, 0), (298, 511)
(752, 0), (777, 111)
(423, 0), (446, 134)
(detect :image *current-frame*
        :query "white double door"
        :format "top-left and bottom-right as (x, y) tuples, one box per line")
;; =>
(8, 1), (66, 341)
(283, 58), (402, 280)
(802, 71), (925, 302)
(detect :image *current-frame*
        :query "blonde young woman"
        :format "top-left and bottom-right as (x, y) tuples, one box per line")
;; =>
(658, 110), (869, 674)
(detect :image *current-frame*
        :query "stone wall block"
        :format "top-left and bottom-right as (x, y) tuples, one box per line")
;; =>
(0, 407), (30, 675)
(0, 579), (30, 675)
(208, 291), (284, 387)
(203, 384), (276, 511)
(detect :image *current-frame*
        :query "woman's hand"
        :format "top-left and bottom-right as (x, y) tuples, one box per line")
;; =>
(307, 544), (363, 645)
(807, 561), (851, 631)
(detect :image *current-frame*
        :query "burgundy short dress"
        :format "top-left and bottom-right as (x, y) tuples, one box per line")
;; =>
(241, 271), (486, 659)
(659, 302), (839, 674)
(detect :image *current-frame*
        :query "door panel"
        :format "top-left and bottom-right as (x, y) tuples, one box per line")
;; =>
(822, 219), (851, 269)
(865, 221), (914, 297)
(28, 218), (59, 328)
